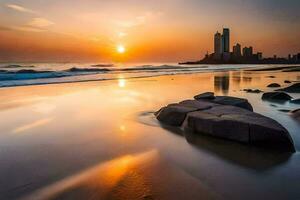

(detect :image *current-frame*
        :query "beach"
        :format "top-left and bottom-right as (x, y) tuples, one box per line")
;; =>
(0, 66), (300, 200)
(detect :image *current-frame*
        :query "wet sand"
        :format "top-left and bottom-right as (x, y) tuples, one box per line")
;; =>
(0, 69), (300, 200)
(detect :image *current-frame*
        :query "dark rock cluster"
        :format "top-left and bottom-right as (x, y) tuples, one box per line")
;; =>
(155, 93), (295, 152)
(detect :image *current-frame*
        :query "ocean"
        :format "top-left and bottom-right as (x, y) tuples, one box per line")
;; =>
(0, 62), (267, 87)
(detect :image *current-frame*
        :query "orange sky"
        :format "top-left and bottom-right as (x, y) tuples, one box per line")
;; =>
(0, 0), (299, 62)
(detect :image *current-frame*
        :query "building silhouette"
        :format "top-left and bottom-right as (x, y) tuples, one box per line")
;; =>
(233, 43), (242, 58)
(181, 27), (300, 65)
(214, 32), (223, 59)
(222, 28), (230, 53)
(243, 46), (253, 58)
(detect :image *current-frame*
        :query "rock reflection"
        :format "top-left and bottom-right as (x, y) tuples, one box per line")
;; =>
(160, 126), (292, 171)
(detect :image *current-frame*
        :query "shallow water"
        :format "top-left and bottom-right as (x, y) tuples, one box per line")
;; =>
(0, 69), (300, 200)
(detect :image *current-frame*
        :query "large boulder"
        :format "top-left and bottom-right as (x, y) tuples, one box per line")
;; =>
(277, 83), (300, 93)
(212, 96), (253, 111)
(156, 96), (295, 152)
(155, 104), (198, 126)
(155, 100), (217, 126)
(194, 93), (253, 111)
(184, 105), (294, 151)
(262, 92), (292, 101)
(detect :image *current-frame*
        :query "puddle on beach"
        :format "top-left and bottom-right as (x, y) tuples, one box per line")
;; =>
(0, 69), (300, 200)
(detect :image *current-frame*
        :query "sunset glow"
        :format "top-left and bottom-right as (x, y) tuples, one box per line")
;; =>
(0, 0), (299, 62)
(117, 45), (126, 54)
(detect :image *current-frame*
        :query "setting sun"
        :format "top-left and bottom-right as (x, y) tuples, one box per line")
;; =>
(117, 45), (126, 54)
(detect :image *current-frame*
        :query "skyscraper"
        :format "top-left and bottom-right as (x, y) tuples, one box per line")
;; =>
(214, 31), (222, 59)
(233, 43), (241, 57)
(243, 46), (253, 57)
(222, 28), (230, 53)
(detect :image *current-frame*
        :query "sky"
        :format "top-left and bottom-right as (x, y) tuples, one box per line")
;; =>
(0, 0), (299, 62)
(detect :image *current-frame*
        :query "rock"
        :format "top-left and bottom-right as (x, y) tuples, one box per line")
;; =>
(155, 100), (217, 126)
(291, 109), (300, 121)
(211, 96), (253, 111)
(194, 92), (215, 100)
(277, 83), (300, 93)
(243, 89), (263, 93)
(267, 83), (281, 88)
(194, 93), (253, 111)
(266, 76), (276, 78)
(155, 104), (198, 126)
(284, 80), (292, 84)
(184, 106), (294, 152)
(290, 98), (300, 104)
(156, 96), (295, 152)
(262, 92), (292, 101)
(278, 109), (291, 113)
(179, 100), (218, 109)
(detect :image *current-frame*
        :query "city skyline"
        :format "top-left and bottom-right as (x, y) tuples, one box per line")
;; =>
(0, 0), (299, 62)
(181, 28), (300, 64)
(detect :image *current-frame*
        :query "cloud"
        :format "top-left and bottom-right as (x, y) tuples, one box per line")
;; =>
(27, 18), (54, 28)
(0, 26), (13, 31)
(118, 32), (128, 38)
(114, 12), (163, 28)
(0, 25), (44, 32)
(6, 4), (36, 14)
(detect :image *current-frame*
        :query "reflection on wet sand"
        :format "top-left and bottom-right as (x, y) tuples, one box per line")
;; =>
(22, 151), (155, 200)
(22, 150), (218, 200)
(158, 124), (292, 171)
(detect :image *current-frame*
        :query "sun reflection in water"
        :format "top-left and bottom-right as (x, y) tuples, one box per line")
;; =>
(21, 150), (158, 200)
(118, 78), (126, 88)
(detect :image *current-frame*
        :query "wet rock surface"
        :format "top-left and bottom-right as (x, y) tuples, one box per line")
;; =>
(291, 109), (300, 121)
(156, 93), (295, 152)
(194, 93), (253, 111)
(277, 83), (300, 93)
(262, 92), (292, 101)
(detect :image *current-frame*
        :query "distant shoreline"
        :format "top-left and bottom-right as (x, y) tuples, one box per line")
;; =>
(179, 61), (300, 65)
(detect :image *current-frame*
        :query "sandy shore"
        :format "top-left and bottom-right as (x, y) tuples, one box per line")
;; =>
(0, 69), (300, 200)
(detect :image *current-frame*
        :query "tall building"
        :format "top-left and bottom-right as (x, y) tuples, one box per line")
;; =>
(222, 28), (230, 53)
(233, 43), (241, 57)
(243, 46), (253, 57)
(214, 32), (222, 59)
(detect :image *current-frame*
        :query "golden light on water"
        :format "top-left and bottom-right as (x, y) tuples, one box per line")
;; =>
(118, 78), (126, 88)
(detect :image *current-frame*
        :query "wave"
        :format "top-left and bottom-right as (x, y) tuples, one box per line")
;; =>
(0, 63), (260, 87)
(0, 67), (110, 81)
(65, 67), (110, 72)
(0, 64), (35, 69)
(90, 64), (114, 68)
(121, 65), (208, 71)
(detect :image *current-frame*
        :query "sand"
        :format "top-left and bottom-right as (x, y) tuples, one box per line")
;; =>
(0, 70), (300, 200)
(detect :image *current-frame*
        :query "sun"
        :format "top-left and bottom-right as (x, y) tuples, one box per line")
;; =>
(117, 45), (126, 54)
